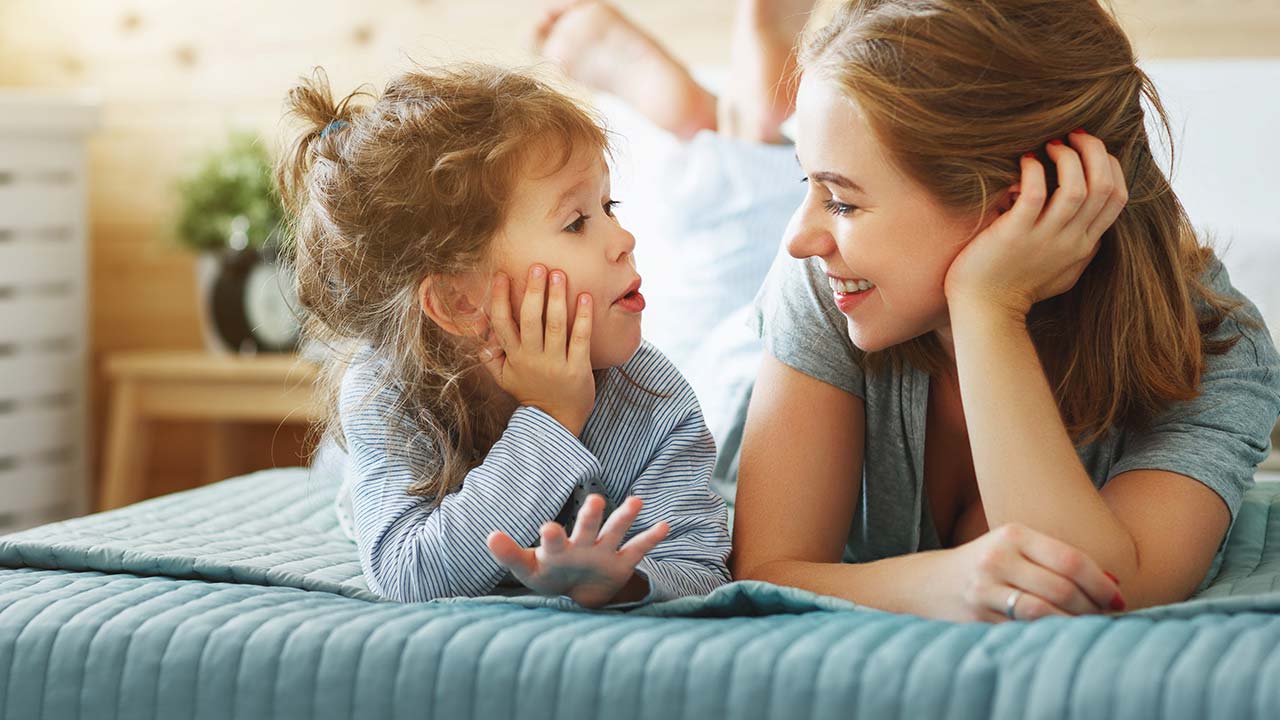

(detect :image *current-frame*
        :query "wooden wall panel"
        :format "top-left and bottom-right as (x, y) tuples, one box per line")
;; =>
(0, 0), (1274, 496)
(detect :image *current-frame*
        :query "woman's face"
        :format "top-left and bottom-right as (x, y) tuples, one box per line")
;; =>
(489, 144), (644, 369)
(787, 74), (996, 351)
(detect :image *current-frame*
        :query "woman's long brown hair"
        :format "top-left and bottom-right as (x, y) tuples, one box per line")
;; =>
(802, 0), (1245, 444)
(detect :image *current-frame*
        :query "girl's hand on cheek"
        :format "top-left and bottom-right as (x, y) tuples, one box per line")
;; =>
(486, 495), (670, 608)
(943, 130), (1129, 319)
(481, 264), (596, 435)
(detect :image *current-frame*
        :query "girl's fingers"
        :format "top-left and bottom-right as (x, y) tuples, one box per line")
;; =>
(1010, 526), (1125, 611)
(478, 342), (506, 382)
(568, 294), (593, 368)
(568, 494), (606, 545)
(545, 270), (569, 356)
(597, 496), (643, 548)
(520, 265), (548, 353)
(618, 521), (669, 565)
(488, 273), (520, 351)
(486, 531), (538, 577)
(540, 521), (569, 554)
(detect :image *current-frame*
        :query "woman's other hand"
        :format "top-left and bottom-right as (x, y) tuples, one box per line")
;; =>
(929, 522), (1126, 622)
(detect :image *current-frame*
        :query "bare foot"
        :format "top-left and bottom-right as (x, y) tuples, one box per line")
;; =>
(534, 1), (717, 140)
(721, 0), (816, 144)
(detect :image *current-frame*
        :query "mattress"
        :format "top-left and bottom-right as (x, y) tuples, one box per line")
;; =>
(1, 468), (1279, 719)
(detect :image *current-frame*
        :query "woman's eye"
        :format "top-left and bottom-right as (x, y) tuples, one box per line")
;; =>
(603, 199), (622, 217)
(823, 199), (857, 217)
(564, 214), (588, 233)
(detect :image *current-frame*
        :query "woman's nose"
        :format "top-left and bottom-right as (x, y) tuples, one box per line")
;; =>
(783, 203), (832, 260)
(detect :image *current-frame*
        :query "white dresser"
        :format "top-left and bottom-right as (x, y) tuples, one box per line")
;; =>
(0, 91), (99, 533)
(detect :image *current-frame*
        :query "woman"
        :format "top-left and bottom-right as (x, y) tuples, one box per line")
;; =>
(732, 0), (1280, 622)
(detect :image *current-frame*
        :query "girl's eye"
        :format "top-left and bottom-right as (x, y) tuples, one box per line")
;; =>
(823, 199), (858, 217)
(564, 213), (588, 233)
(603, 199), (621, 217)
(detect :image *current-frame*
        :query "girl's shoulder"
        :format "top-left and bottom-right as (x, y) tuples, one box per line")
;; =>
(606, 341), (701, 412)
(339, 346), (401, 407)
(336, 347), (421, 439)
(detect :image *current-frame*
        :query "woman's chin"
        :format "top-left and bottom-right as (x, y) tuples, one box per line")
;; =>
(845, 320), (893, 352)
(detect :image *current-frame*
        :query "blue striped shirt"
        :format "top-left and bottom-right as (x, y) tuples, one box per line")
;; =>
(334, 341), (732, 605)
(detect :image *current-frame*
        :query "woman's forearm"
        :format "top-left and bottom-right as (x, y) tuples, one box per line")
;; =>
(741, 552), (952, 616)
(948, 298), (1139, 577)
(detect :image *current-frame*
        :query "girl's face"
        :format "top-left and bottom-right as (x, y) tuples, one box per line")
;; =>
(787, 74), (997, 352)
(490, 144), (644, 369)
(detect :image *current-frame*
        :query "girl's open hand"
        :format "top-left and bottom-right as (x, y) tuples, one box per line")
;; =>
(481, 264), (596, 435)
(486, 494), (670, 608)
(943, 130), (1129, 318)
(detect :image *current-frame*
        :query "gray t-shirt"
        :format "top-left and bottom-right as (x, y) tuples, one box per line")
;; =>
(754, 252), (1280, 565)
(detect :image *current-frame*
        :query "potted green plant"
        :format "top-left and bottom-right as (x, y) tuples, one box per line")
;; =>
(175, 132), (300, 354)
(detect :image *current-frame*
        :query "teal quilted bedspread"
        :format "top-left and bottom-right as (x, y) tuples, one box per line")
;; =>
(1, 468), (1278, 719)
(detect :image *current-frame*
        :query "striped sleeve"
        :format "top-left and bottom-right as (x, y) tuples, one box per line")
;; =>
(341, 364), (599, 602)
(606, 353), (733, 605)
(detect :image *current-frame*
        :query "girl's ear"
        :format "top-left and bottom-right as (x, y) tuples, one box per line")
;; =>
(419, 274), (487, 338)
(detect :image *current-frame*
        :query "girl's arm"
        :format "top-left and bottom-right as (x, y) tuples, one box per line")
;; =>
(622, 382), (733, 603)
(346, 398), (600, 602)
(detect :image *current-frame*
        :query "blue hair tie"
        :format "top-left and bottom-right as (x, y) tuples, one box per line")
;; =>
(320, 119), (349, 139)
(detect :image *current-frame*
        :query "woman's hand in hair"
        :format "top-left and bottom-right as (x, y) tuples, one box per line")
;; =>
(942, 130), (1129, 319)
(482, 264), (596, 436)
(930, 522), (1126, 622)
(487, 494), (669, 608)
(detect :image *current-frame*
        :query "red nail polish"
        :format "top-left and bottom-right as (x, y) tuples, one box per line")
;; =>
(1023, 152), (1035, 159)
(1104, 571), (1120, 584)
(1070, 127), (1086, 134)
(1048, 138), (1064, 146)
(1110, 592), (1126, 612)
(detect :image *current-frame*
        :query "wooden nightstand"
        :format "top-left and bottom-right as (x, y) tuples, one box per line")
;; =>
(99, 351), (321, 510)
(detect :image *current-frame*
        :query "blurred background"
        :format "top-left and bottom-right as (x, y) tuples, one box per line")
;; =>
(0, 0), (1276, 530)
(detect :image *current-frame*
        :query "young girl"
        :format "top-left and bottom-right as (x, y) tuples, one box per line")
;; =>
(277, 64), (731, 608)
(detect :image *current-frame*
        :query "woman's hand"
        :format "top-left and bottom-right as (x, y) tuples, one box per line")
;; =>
(929, 522), (1126, 623)
(481, 264), (596, 435)
(943, 130), (1129, 319)
(487, 494), (670, 608)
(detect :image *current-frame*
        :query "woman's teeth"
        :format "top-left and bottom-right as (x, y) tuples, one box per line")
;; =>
(829, 277), (876, 294)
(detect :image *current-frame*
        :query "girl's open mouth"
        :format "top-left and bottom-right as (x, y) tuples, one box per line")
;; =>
(613, 278), (645, 313)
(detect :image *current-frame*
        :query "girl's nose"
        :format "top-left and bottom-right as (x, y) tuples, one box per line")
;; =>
(783, 202), (833, 260)
(610, 224), (637, 263)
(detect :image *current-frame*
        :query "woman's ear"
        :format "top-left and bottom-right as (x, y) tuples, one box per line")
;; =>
(418, 274), (487, 338)
(996, 184), (1021, 214)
